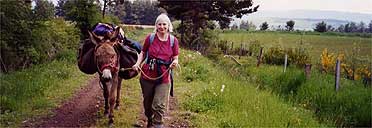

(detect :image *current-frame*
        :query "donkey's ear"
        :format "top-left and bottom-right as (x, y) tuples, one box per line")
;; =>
(88, 31), (101, 45)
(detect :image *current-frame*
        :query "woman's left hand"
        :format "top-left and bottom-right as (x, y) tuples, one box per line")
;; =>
(170, 59), (178, 69)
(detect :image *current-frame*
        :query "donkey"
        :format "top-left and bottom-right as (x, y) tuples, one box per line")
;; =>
(88, 27), (124, 125)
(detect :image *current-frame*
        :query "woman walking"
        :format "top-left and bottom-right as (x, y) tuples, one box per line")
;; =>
(132, 13), (179, 128)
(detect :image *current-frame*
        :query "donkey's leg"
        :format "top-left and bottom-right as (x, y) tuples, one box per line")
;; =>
(115, 78), (123, 110)
(102, 81), (109, 117)
(108, 76), (118, 125)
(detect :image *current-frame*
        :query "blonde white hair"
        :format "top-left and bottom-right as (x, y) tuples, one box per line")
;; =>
(153, 13), (173, 33)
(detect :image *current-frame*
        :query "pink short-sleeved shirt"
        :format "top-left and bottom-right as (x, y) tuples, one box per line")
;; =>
(141, 33), (179, 83)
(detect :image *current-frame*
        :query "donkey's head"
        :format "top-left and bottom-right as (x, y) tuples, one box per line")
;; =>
(88, 28), (121, 80)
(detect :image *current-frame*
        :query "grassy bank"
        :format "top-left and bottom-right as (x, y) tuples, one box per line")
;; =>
(0, 50), (91, 127)
(176, 50), (323, 127)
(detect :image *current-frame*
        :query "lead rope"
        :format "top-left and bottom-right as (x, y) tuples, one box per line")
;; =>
(119, 63), (181, 80)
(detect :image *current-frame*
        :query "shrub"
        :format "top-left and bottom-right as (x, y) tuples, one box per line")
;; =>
(264, 45), (310, 67)
(263, 45), (286, 65)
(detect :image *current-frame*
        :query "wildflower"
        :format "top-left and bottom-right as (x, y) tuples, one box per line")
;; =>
(187, 54), (192, 58)
(213, 92), (217, 96)
(220, 84), (225, 92)
(196, 51), (201, 55)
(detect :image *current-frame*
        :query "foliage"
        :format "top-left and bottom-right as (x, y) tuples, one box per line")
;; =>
(260, 22), (269, 31)
(34, 0), (55, 21)
(0, 1), (79, 72)
(0, 0), (34, 72)
(109, 0), (162, 25)
(285, 20), (295, 31)
(263, 44), (311, 67)
(159, 0), (259, 48)
(248, 41), (261, 57)
(240, 20), (257, 31)
(314, 21), (327, 32)
(59, 0), (101, 39)
(263, 45), (286, 65)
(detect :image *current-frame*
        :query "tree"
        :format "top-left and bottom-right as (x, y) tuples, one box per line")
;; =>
(102, 0), (126, 18)
(344, 22), (358, 33)
(240, 20), (249, 30)
(60, 0), (101, 39)
(34, 0), (55, 21)
(1, 0), (34, 72)
(327, 25), (335, 32)
(368, 20), (372, 33)
(110, 0), (161, 25)
(247, 21), (256, 31)
(337, 24), (345, 32)
(285, 20), (295, 31)
(314, 21), (327, 32)
(260, 21), (269, 31)
(158, 0), (259, 47)
(357, 21), (366, 33)
(231, 23), (239, 30)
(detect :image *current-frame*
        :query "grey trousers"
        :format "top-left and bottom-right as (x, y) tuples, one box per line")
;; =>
(140, 78), (171, 125)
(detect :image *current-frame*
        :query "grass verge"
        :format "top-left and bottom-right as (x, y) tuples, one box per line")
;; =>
(0, 50), (91, 127)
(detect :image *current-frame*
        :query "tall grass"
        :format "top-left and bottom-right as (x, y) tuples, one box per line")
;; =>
(0, 50), (91, 127)
(245, 65), (372, 126)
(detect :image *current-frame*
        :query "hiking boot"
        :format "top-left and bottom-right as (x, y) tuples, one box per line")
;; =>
(147, 119), (153, 128)
(154, 124), (164, 128)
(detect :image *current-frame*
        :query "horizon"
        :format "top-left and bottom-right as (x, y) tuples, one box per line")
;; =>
(255, 0), (372, 14)
(47, 0), (372, 14)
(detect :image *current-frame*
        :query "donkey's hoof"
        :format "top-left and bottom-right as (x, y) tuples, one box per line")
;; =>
(114, 105), (120, 110)
(104, 111), (109, 117)
(108, 119), (114, 127)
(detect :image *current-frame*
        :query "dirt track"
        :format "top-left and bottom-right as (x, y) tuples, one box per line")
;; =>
(23, 75), (189, 127)
(24, 76), (102, 127)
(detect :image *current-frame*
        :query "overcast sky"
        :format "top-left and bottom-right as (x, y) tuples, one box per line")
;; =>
(254, 0), (372, 14)
(49, 0), (372, 14)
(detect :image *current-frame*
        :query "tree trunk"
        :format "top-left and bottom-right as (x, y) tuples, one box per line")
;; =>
(102, 0), (107, 19)
(181, 16), (184, 45)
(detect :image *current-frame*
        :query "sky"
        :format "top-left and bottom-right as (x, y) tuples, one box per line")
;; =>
(254, 0), (372, 14)
(48, 0), (372, 14)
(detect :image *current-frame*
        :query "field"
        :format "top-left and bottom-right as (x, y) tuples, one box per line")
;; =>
(220, 31), (372, 63)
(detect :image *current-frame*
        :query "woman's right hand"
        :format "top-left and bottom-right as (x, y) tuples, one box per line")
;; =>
(132, 63), (140, 72)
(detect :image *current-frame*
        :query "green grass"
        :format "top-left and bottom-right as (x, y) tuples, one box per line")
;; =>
(0, 50), (91, 127)
(222, 55), (371, 127)
(220, 31), (372, 63)
(176, 50), (323, 127)
(94, 77), (142, 127)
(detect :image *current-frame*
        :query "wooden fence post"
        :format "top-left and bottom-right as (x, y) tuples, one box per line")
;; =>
(335, 59), (341, 92)
(257, 47), (263, 67)
(239, 43), (243, 59)
(305, 64), (312, 79)
(283, 54), (288, 73)
(231, 42), (234, 54)
(224, 41), (228, 55)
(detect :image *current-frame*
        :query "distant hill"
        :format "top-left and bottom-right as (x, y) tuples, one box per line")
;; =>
(232, 10), (372, 30)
